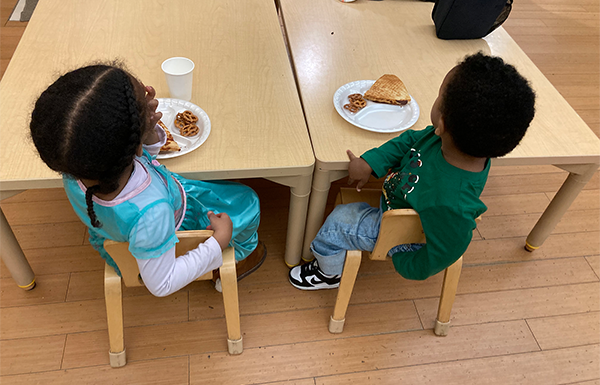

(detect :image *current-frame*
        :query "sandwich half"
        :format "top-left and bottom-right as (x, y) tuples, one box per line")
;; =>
(363, 74), (411, 106)
(158, 120), (181, 152)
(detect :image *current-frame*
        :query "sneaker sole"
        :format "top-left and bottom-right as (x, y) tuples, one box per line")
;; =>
(289, 279), (340, 291)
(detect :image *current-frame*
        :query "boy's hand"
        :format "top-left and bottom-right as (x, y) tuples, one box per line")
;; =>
(206, 211), (233, 250)
(347, 150), (372, 192)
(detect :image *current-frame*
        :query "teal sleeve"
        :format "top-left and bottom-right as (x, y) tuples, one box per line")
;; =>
(391, 205), (475, 280)
(360, 128), (430, 178)
(128, 200), (179, 259)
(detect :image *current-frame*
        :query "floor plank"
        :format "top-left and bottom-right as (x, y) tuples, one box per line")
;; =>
(0, 335), (66, 376)
(1, 273), (69, 307)
(315, 345), (599, 385)
(189, 321), (539, 385)
(1, 356), (189, 385)
(587, 255), (600, 277)
(464, 232), (600, 265)
(1, 292), (189, 339)
(477, 209), (599, 239)
(1, 245), (104, 278)
(0, 200), (80, 225)
(527, 311), (600, 350)
(481, 172), (598, 197)
(10, 222), (88, 250)
(415, 282), (600, 329)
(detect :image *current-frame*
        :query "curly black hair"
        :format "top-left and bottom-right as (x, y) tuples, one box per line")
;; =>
(30, 63), (146, 228)
(441, 52), (536, 158)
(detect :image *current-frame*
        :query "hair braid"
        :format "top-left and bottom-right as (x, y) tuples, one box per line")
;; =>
(86, 70), (144, 227)
(85, 185), (102, 228)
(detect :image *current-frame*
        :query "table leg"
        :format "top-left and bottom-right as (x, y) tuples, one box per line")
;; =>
(302, 167), (349, 262)
(0, 204), (36, 290)
(265, 173), (313, 267)
(525, 163), (598, 251)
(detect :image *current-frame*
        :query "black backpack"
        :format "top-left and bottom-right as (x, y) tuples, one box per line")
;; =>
(431, 0), (513, 40)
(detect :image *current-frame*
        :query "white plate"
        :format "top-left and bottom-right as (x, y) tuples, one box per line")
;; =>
(333, 80), (420, 133)
(156, 98), (211, 159)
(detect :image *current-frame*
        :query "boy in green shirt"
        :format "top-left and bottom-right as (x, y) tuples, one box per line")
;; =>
(290, 52), (536, 290)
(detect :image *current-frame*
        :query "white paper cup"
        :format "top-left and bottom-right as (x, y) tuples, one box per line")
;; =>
(161, 57), (195, 101)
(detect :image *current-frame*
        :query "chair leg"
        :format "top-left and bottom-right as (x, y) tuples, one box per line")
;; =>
(104, 263), (126, 367)
(329, 250), (362, 334)
(434, 256), (463, 336)
(220, 247), (243, 354)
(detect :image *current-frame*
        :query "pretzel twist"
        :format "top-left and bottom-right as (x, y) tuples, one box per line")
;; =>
(344, 93), (367, 113)
(174, 110), (200, 137)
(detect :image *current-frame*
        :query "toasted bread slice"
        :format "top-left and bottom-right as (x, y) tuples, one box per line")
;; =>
(363, 74), (411, 106)
(158, 120), (181, 152)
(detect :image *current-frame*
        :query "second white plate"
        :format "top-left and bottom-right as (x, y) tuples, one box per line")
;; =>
(156, 98), (211, 159)
(333, 80), (420, 133)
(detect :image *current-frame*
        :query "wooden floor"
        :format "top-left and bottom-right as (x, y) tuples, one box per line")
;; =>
(1, 0), (599, 384)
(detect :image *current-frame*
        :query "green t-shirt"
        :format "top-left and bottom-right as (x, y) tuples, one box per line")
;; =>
(360, 125), (489, 280)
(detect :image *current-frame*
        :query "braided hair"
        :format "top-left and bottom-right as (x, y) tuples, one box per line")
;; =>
(30, 64), (146, 227)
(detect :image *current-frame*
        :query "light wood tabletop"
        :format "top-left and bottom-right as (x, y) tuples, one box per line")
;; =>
(278, 0), (600, 259)
(0, 0), (315, 287)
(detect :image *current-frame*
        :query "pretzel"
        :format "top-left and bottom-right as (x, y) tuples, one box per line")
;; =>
(180, 123), (200, 136)
(174, 110), (200, 137)
(176, 110), (198, 123)
(351, 98), (366, 108)
(343, 93), (367, 113)
(174, 119), (187, 129)
(344, 103), (360, 113)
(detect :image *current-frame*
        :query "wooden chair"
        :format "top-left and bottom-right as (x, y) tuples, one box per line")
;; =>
(329, 188), (478, 337)
(103, 230), (242, 368)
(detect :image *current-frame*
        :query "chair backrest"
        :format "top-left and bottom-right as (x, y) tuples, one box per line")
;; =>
(371, 209), (425, 260)
(337, 187), (481, 261)
(337, 188), (425, 261)
(104, 230), (215, 287)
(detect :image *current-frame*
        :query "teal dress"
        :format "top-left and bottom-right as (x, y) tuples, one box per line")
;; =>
(63, 149), (260, 275)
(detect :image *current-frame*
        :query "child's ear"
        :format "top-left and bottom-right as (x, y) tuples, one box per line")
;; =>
(136, 144), (143, 156)
(434, 118), (446, 136)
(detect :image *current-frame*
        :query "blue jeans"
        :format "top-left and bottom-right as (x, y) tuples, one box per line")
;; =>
(310, 202), (423, 275)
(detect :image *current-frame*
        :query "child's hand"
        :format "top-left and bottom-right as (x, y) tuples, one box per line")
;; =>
(206, 211), (233, 250)
(142, 85), (163, 144)
(347, 150), (373, 192)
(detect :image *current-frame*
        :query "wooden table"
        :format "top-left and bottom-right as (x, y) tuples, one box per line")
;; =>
(0, 0), (315, 288)
(278, 0), (600, 261)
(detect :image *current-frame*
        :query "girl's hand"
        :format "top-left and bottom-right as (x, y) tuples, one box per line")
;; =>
(347, 150), (373, 192)
(142, 85), (162, 144)
(206, 211), (233, 250)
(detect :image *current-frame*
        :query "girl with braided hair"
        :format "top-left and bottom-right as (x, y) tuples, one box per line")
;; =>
(30, 63), (265, 296)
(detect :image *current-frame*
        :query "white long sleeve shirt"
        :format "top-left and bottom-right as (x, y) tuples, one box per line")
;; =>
(115, 125), (222, 297)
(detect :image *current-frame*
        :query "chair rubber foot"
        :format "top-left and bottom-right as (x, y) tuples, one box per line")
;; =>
(228, 337), (243, 355)
(109, 349), (126, 367)
(434, 320), (450, 336)
(329, 316), (345, 334)
(524, 242), (538, 252)
(18, 279), (36, 291)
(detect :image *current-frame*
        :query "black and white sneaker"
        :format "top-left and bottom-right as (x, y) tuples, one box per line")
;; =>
(289, 260), (341, 290)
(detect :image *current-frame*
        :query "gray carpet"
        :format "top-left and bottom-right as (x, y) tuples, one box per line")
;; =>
(20, 0), (39, 21)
